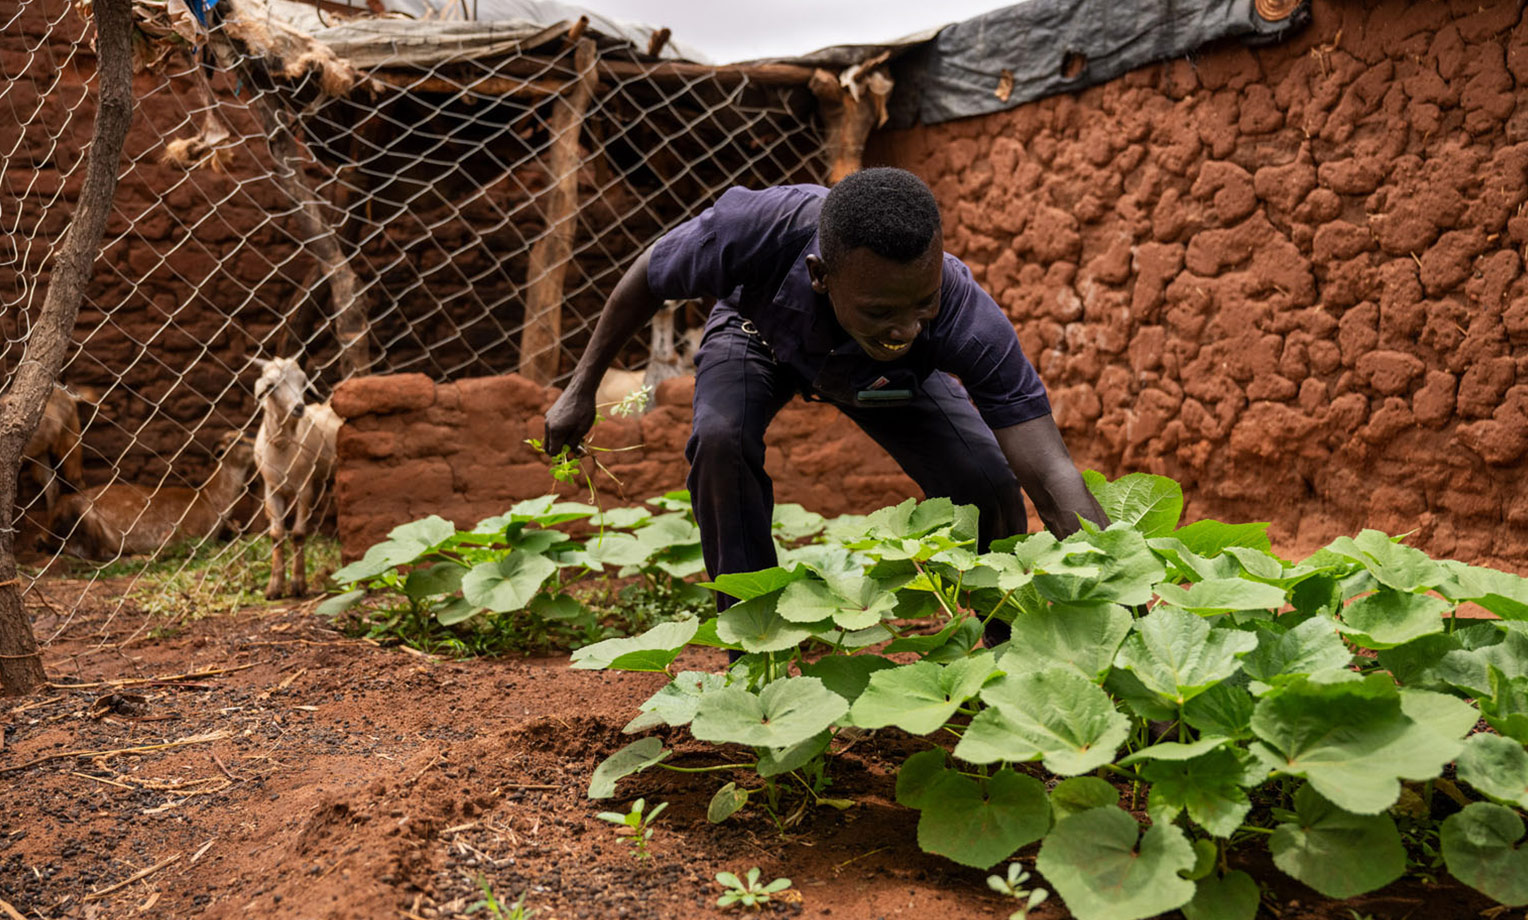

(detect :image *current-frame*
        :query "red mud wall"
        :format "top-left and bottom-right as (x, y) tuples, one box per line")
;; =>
(332, 374), (920, 553)
(871, 0), (1528, 567)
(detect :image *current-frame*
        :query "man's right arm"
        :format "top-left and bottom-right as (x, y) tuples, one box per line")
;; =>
(542, 247), (665, 455)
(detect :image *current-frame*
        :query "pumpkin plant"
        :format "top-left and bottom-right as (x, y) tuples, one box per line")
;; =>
(579, 472), (1528, 919)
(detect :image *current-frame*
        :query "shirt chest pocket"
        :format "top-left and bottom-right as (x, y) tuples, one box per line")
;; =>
(809, 357), (926, 408)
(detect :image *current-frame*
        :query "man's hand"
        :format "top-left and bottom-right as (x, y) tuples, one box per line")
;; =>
(993, 414), (1108, 537)
(542, 386), (597, 457)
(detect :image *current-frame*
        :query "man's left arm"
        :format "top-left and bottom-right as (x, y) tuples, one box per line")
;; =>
(992, 415), (1108, 538)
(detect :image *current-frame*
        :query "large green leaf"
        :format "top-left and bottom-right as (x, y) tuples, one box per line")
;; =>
(690, 676), (847, 748)
(1033, 526), (1165, 606)
(334, 514), (459, 582)
(1153, 578), (1288, 616)
(1323, 530), (1447, 592)
(1148, 537), (1237, 583)
(1441, 802), (1528, 906)
(1337, 588), (1450, 649)
(1457, 733), (1528, 809)
(699, 567), (803, 601)
(778, 575), (898, 630)
(1035, 806), (1196, 920)
(623, 671), (727, 733)
(914, 767), (1050, 869)
(460, 553), (558, 613)
(1376, 632), (1461, 690)
(1250, 675), (1473, 813)
(1439, 560), (1528, 620)
(1239, 616), (1352, 693)
(1483, 667), (1528, 744)
(850, 652), (996, 734)
(772, 503), (826, 540)
(956, 667), (1129, 775)
(1141, 746), (1260, 838)
(588, 737), (670, 799)
(796, 654), (897, 705)
(1113, 607), (1258, 706)
(1049, 776), (1119, 820)
(1270, 785), (1404, 898)
(894, 748), (949, 809)
(1182, 681), (1256, 739)
(403, 561), (466, 599)
(1169, 519), (1272, 556)
(756, 729), (831, 778)
(1438, 628), (1528, 697)
(577, 532), (652, 569)
(996, 602), (1131, 682)
(1083, 471), (1184, 537)
(570, 618), (699, 671)
(505, 496), (599, 525)
(716, 590), (827, 653)
(1182, 871), (1260, 920)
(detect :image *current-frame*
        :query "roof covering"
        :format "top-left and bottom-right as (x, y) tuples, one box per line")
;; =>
(246, 0), (1310, 125)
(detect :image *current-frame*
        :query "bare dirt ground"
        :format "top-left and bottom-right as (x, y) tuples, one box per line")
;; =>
(0, 578), (1495, 920)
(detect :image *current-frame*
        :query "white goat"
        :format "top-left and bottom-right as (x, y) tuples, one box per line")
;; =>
(254, 357), (340, 598)
(595, 301), (703, 413)
(50, 431), (255, 560)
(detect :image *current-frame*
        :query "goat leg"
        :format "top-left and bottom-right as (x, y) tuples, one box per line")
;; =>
(264, 488), (289, 599)
(290, 489), (312, 597)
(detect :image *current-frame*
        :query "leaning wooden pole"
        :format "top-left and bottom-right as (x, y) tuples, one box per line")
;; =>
(518, 36), (598, 385)
(249, 93), (372, 377)
(0, 0), (134, 696)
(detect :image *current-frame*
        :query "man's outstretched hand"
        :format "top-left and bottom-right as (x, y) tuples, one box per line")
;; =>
(542, 387), (597, 457)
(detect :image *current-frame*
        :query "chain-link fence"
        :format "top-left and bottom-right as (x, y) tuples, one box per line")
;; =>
(1, 0), (830, 622)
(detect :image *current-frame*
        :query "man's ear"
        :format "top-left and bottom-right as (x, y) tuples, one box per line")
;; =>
(805, 254), (829, 294)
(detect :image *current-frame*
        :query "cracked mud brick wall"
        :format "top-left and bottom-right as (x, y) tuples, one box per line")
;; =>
(872, 0), (1528, 567)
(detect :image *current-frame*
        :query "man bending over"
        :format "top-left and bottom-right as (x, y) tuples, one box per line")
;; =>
(542, 168), (1106, 638)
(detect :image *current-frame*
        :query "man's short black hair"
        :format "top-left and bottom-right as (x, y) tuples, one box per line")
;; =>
(818, 167), (942, 270)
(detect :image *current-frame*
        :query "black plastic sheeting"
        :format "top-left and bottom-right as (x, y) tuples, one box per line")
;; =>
(887, 0), (1311, 127)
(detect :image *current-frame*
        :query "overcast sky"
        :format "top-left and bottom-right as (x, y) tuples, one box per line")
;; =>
(584, 0), (1012, 63)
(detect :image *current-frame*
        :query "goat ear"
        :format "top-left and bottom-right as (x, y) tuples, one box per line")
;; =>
(252, 357), (270, 371)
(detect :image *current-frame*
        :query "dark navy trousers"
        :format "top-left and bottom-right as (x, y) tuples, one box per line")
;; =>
(686, 312), (1028, 638)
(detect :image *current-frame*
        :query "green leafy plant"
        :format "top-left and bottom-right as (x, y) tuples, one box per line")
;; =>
(715, 867), (792, 909)
(577, 472), (1528, 919)
(466, 876), (533, 919)
(987, 863), (1048, 919)
(595, 797), (667, 860)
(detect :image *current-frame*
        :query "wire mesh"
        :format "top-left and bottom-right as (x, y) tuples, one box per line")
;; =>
(0, 0), (829, 627)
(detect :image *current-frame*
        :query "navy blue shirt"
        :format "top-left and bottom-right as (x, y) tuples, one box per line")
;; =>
(646, 184), (1051, 430)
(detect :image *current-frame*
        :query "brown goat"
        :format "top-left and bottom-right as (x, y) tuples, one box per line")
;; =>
(22, 384), (90, 511)
(49, 431), (255, 561)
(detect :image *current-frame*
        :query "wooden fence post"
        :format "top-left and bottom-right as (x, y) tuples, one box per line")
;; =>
(810, 64), (894, 185)
(518, 36), (598, 385)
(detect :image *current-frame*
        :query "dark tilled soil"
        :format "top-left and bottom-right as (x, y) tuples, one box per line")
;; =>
(0, 579), (1497, 920)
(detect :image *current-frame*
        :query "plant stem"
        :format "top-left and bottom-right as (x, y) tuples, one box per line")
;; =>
(1236, 825), (1275, 836)
(657, 762), (757, 774)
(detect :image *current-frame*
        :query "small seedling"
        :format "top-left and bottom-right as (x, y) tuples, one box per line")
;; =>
(716, 867), (792, 910)
(986, 863), (1048, 920)
(596, 797), (668, 860)
(467, 875), (534, 919)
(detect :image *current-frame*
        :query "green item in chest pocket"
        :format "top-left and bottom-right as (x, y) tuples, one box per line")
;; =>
(856, 388), (915, 402)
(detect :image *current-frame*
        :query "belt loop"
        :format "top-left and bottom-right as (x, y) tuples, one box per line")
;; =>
(737, 318), (779, 362)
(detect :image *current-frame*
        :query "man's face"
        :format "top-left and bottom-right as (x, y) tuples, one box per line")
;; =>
(808, 237), (943, 362)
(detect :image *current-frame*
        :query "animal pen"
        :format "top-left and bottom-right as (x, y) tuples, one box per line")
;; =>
(0, 0), (889, 616)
